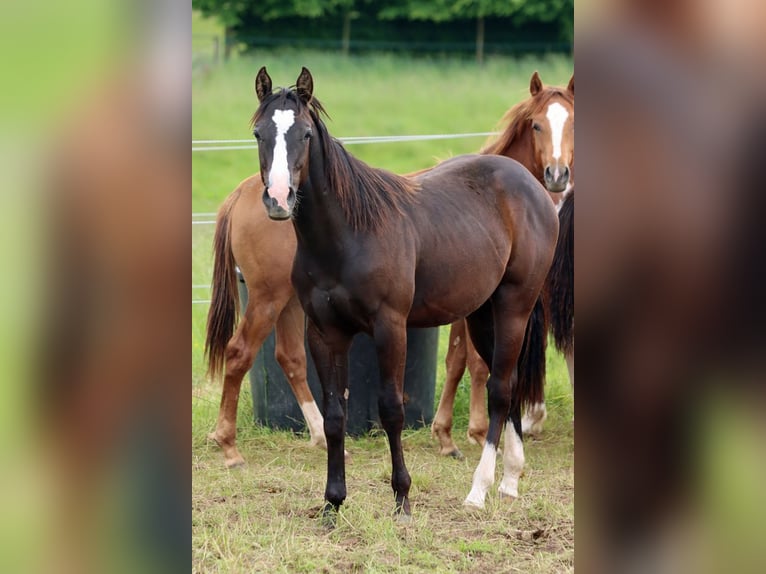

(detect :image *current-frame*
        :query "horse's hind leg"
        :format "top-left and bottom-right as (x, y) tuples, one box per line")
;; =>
(465, 332), (489, 446)
(499, 401), (525, 499)
(432, 321), (467, 458)
(208, 296), (281, 468)
(274, 294), (326, 448)
(463, 287), (534, 508)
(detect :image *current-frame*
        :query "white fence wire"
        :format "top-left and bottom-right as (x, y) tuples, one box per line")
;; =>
(192, 131), (496, 152)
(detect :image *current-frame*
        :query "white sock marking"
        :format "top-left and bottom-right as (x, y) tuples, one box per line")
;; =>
(268, 109), (295, 209)
(464, 442), (497, 508)
(300, 400), (326, 447)
(546, 102), (569, 164)
(498, 423), (525, 498)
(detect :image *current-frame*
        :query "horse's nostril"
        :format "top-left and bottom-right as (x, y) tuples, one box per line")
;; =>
(544, 166), (552, 180)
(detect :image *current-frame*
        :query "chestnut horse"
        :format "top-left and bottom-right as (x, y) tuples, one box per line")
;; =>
(204, 72), (573, 469)
(251, 67), (558, 520)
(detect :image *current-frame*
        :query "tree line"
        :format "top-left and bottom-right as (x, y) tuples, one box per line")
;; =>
(193, 0), (573, 63)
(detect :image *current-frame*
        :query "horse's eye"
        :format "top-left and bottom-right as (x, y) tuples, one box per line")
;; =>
(253, 129), (261, 140)
(532, 123), (542, 132)
(304, 131), (312, 141)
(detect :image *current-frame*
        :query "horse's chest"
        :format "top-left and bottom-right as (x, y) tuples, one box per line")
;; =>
(293, 265), (368, 331)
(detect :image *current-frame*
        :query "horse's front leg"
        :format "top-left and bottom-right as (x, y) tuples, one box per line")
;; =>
(275, 295), (326, 448)
(432, 321), (467, 458)
(306, 319), (351, 527)
(374, 313), (412, 521)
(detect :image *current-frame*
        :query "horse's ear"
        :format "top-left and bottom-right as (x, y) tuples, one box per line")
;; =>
(296, 67), (314, 104)
(567, 74), (574, 95)
(530, 71), (543, 96)
(255, 67), (272, 102)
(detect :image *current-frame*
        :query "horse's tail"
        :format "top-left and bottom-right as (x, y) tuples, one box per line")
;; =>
(514, 295), (548, 411)
(204, 188), (242, 380)
(546, 189), (574, 355)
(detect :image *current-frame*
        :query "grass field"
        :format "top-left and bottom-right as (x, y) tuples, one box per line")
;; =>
(193, 45), (574, 573)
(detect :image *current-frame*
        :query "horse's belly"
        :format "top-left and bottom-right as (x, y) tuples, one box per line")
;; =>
(407, 259), (505, 327)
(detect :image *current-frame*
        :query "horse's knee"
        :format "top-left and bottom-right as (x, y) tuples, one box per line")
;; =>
(378, 391), (404, 429)
(274, 344), (305, 380)
(224, 340), (254, 378)
(467, 350), (489, 383)
(323, 403), (345, 442)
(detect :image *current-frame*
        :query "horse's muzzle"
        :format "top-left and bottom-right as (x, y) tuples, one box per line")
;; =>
(544, 164), (570, 193)
(263, 187), (295, 220)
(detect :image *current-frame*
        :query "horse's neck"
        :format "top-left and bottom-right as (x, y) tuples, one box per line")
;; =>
(293, 138), (353, 254)
(499, 135), (542, 185)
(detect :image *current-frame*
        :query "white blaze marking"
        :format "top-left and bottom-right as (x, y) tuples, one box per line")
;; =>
(300, 400), (326, 448)
(268, 109), (295, 209)
(546, 102), (569, 162)
(464, 442), (497, 508)
(498, 423), (525, 498)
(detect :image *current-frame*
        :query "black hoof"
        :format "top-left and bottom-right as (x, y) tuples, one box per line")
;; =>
(394, 498), (412, 523)
(448, 448), (464, 460)
(321, 502), (339, 529)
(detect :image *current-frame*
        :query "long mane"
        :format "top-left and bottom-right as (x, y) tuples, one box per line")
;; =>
(481, 87), (574, 156)
(254, 89), (419, 232)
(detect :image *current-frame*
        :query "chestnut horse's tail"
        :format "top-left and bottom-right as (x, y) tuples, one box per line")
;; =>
(546, 190), (574, 355)
(204, 188), (242, 380)
(514, 296), (548, 411)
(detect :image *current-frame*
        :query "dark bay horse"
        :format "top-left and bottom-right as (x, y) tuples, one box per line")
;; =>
(204, 72), (573, 469)
(251, 67), (558, 519)
(432, 73), (574, 457)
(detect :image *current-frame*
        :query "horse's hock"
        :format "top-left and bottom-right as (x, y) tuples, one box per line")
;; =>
(238, 270), (438, 435)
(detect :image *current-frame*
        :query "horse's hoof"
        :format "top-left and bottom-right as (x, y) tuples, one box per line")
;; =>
(463, 498), (485, 511)
(498, 491), (517, 502)
(224, 456), (246, 469)
(447, 448), (464, 460)
(320, 503), (338, 529)
(308, 437), (328, 449)
(344, 450), (351, 462)
(395, 512), (413, 525)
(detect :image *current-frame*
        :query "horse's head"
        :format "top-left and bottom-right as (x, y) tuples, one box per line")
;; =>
(252, 66), (316, 220)
(528, 71), (574, 193)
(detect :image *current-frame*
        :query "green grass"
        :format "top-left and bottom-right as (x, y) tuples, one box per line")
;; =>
(193, 49), (573, 573)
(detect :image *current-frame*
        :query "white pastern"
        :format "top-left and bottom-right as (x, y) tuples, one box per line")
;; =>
(300, 400), (326, 447)
(498, 422), (525, 498)
(546, 102), (570, 167)
(464, 442), (498, 508)
(268, 109), (296, 209)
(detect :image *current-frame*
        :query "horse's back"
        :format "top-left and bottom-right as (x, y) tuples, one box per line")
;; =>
(414, 154), (556, 244)
(406, 154), (557, 326)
